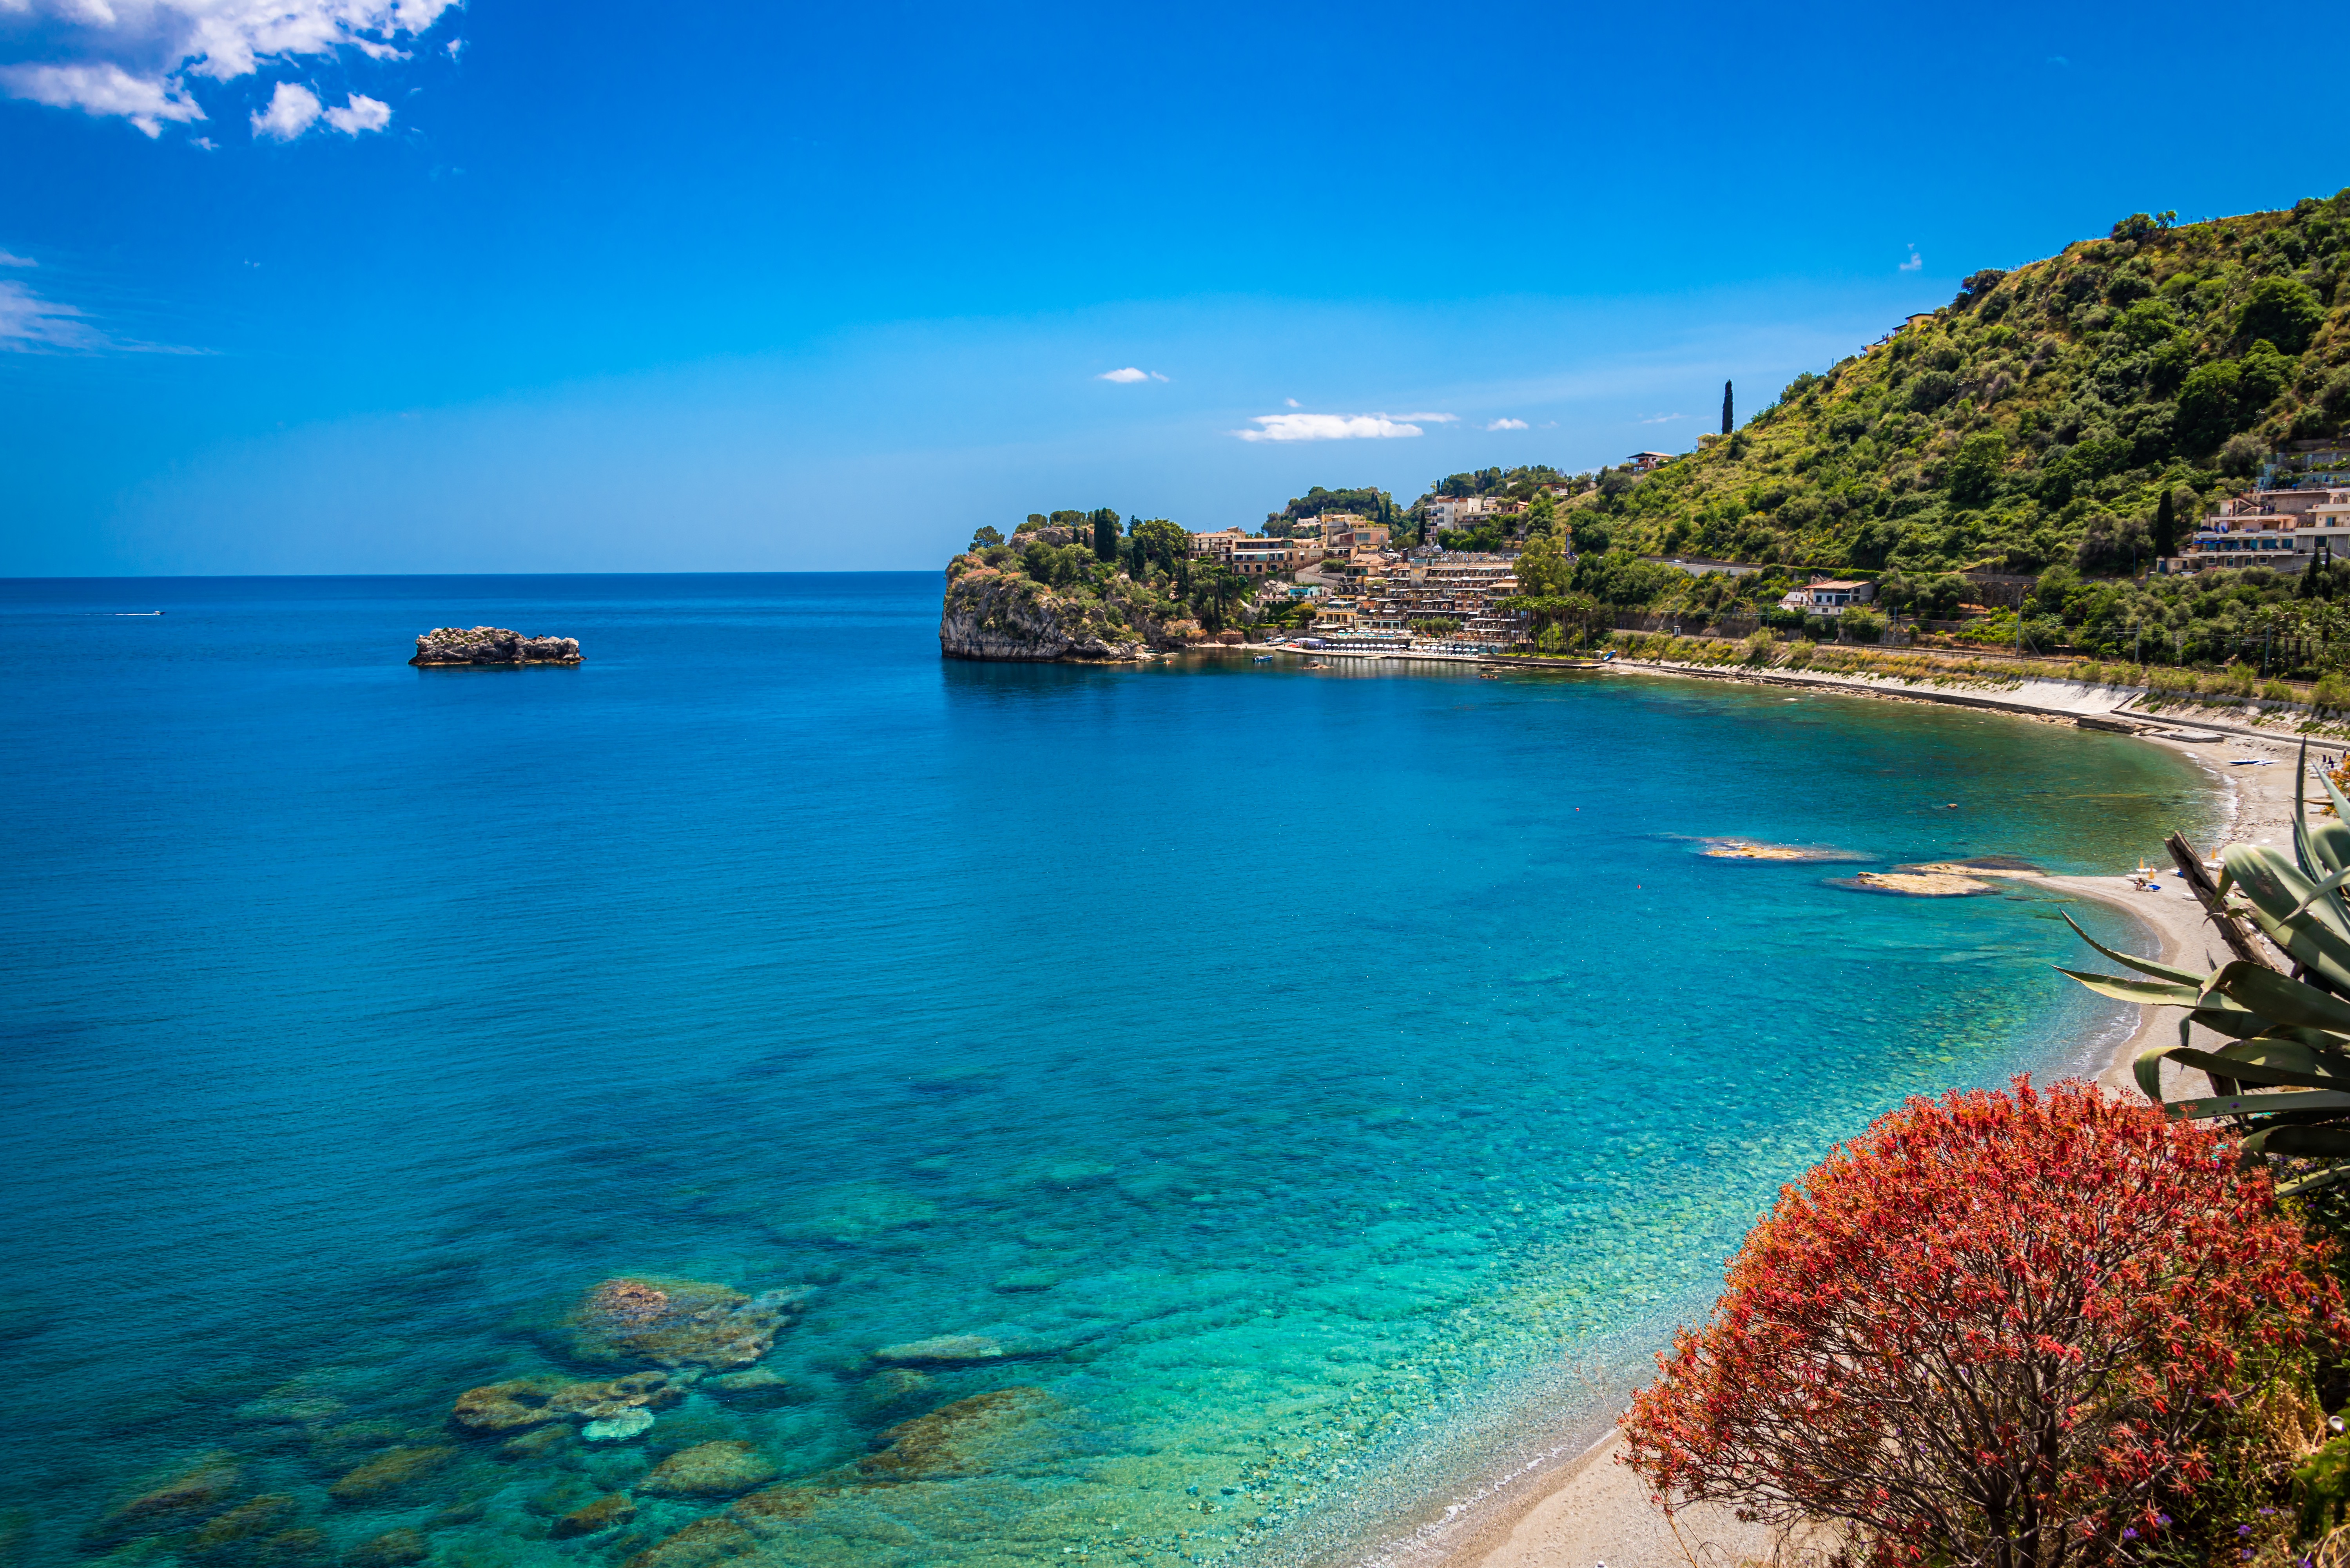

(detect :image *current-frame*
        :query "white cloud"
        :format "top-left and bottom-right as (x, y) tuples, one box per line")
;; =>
(0, 277), (103, 349)
(1638, 412), (1684, 424)
(1097, 366), (1149, 382)
(0, 0), (454, 134)
(1381, 411), (1456, 423)
(250, 80), (319, 138)
(1233, 412), (1429, 443)
(1900, 245), (1922, 272)
(1484, 417), (1528, 431)
(0, 59), (203, 134)
(1284, 397), (1299, 407)
(322, 90), (387, 132)
(0, 249), (34, 267)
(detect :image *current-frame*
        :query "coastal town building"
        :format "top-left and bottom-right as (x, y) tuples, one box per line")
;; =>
(1627, 452), (1675, 474)
(2169, 488), (2350, 571)
(1423, 496), (1494, 531)
(1779, 577), (1876, 615)
(1319, 515), (1391, 552)
(1186, 529), (1322, 575)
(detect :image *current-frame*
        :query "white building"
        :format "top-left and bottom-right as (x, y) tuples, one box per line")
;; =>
(1779, 578), (1875, 615)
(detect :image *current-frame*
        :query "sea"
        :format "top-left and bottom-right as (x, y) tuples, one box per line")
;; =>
(0, 573), (2217, 1568)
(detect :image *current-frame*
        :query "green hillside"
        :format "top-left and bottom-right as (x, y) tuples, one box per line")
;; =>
(1586, 192), (2350, 578)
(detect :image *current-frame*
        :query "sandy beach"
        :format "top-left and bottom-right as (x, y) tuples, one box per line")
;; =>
(1417, 701), (2322, 1568)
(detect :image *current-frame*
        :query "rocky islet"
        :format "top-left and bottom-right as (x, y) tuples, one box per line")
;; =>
(407, 627), (582, 667)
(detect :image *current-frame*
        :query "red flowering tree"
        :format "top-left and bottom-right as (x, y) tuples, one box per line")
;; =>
(1620, 1078), (2339, 1568)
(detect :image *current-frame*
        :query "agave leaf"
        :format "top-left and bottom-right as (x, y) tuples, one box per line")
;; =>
(2134, 1045), (2178, 1103)
(2210, 962), (2350, 1032)
(2189, 1005), (2278, 1040)
(2054, 967), (2203, 1007)
(2313, 820), (2350, 876)
(2242, 1125), (2350, 1159)
(2165, 1089), (2350, 1120)
(2262, 1024), (2350, 1050)
(2298, 741), (2320, 881)
(2323, 755), (2350, 826)
(2238, 903), (2350, 996)
(2168, 1041), (2350, 1092)
(2059, 909), (2207, 986)
(2275, 1166), (2350, 1204)
(2285, 865), (2350, 923)
(2226, 845), (2350, 946)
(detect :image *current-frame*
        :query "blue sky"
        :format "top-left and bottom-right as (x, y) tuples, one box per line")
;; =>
(2, 0), (2345, 575)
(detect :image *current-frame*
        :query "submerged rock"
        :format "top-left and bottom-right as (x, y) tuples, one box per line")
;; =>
(703, 1368), (790, 1404)
(327, 1446), (454, 1505)
(494, 1425), (573, 1463)
(550, 1494), (636, 1541)
(581, 1408), (656, 1443)
(341, 1530), (425, 1568)
(85, 1453), (246, 1544)
(636, 1442), (779, 1500)
(584, 1408), (657, 1443)
(564, 1277), (797, 1371)
(729, 1487), (826, 1530)
(450, 1372), (682, 1433)
(869, 1333), (1011, 1367)
(186, 1496), (297, 1548)
(309, 1421), (407, 1465)
(409, 627), (581, 667)
(621, 1517), (755, 1568)
(1835, 869), (1998, 897)
(859, 1388), (1057, 1481)
(233, 1397), (345, 1425)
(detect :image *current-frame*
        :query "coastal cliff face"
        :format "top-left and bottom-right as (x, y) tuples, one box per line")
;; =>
(411, 626), (583, 666)
(940, 568), (1157, 661)
(938, 527), (1198, 661)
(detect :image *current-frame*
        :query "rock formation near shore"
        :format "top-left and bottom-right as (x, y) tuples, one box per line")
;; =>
(939, 521), (1203, 661)
(410, 627), (582, 667)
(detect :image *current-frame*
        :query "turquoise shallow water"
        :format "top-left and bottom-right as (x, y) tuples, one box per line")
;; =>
(0, 574), (2213, 1568)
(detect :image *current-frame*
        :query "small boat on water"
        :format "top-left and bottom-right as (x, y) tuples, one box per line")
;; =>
(1303, 660), (1327, 670)
(1253, 654), (1272, 663)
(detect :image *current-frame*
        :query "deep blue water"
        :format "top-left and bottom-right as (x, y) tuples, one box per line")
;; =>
(0, 574), (2212, 1568)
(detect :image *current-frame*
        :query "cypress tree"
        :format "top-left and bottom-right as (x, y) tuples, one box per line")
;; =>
(1093, 510), (1119, 562)
(1721, 380), (1733, 436)
(2153, 490), (2176, 557)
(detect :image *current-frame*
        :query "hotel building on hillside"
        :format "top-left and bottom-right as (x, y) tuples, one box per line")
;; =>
(2167, 488), (2350, 572)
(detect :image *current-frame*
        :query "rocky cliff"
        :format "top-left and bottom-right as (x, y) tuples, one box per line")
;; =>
(939, 534), (1197, 661)
(410, 626), (583, 667)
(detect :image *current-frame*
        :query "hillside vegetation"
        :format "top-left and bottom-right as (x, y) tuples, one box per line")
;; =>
(1583, 192), (2350, 578)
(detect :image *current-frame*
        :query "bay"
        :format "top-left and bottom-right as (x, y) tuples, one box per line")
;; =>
(0, 572), (2213, 1567)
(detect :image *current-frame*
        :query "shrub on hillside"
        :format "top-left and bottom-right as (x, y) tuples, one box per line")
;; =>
(1620, 1079), (2339, 1568)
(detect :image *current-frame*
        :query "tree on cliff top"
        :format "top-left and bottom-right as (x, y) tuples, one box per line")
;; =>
(1621, 1078), (2339, 1568)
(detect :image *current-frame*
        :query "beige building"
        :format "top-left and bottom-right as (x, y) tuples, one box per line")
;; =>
(2178, 488), (2350, 568)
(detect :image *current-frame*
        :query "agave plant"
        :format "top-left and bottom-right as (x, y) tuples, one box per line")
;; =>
(2060, 742), (2350, 1196)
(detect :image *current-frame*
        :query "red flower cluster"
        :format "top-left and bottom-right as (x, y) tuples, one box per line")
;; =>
(1620, 1078), (2340, 1568)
